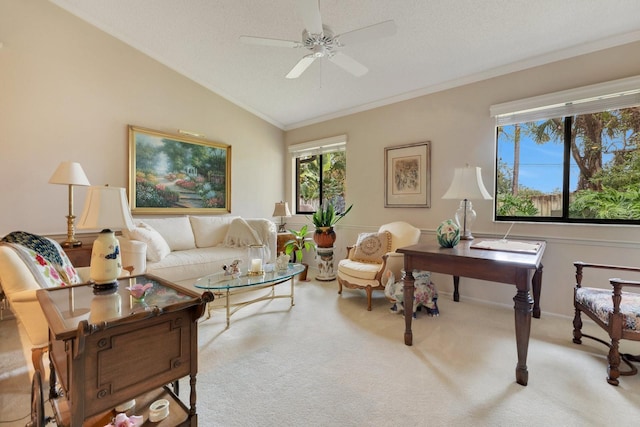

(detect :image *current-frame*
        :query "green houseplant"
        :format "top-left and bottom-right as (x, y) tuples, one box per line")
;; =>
(283, 225), (315, 263)
(311, 203), (353, 248)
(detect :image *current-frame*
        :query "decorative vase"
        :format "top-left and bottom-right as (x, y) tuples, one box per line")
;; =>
(436, 219), (460, 248)
(314, 227), (336, 248)
(89, 229), (122, 287)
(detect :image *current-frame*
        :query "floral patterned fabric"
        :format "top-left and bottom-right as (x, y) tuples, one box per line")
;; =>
(0, 232), (80, 288)
(576, 287), (640, 332)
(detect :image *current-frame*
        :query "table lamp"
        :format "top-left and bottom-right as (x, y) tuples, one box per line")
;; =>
(442, 165), (492, 240)
(48, 161), (90, 247)
(77, 186), (135, 289)
(272, 201), (292, 233)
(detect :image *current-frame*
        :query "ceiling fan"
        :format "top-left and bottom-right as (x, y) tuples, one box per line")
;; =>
(239, 0), (396, 79)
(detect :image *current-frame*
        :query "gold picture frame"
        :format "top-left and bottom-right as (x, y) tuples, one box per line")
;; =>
(384, 141), (431, 207)
(129, 126), (231, 214)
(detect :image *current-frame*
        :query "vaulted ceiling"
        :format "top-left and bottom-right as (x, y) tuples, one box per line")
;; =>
(50, 0), (640, 130)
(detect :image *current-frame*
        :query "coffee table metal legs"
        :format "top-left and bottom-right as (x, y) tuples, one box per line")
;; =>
(205, 277), (296, 328)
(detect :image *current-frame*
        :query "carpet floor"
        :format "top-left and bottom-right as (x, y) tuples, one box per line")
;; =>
(1, 278), (640, 426)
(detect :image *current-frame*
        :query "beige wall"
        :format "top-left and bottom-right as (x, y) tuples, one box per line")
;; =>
(2, 0), (640, 317)
(0, 0), (284, 237)
(285, 42), (640, 317)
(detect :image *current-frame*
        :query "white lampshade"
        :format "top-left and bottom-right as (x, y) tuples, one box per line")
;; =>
(272, 201), (292, 233)
(442, 166), (492, 241)
(442, 166), (492, 201)
(272, 201), (292, 217)
(77, 186), (134, 286)
(77, 186), (134, 232)
(49, 161), (90, 186)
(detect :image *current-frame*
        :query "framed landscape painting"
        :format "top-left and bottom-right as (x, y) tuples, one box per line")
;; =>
(129, 126), (231, 214)
(384, 141), (431, 208)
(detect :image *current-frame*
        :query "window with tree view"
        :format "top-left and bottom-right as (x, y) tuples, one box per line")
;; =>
(495, 90), (640, 224)
(295, 149), (347, 214)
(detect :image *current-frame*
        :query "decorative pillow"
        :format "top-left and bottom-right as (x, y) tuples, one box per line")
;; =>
(142, 216), (196, 251)
(223, 218), (262, 248)
(124, 222), (171, 262)
(352, 231), (391, 264)
(189, 215), (238, 248)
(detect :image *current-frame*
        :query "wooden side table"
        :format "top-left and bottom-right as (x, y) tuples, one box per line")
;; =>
(35, 274), (213, 426)
(62, 244), (92, 267)
(277, 232), (295, 256)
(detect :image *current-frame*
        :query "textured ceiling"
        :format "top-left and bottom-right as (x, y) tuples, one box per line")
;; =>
(50, 0), (640, 130)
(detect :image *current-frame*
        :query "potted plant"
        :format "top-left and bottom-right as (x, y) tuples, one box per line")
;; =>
(283, 225), (315, 280)
(311, 202), (353, 248)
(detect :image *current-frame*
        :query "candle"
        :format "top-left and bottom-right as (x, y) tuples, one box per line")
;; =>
(250, 258), (262, 273)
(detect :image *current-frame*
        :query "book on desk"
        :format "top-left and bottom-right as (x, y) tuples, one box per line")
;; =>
(470, 239), (542, 254)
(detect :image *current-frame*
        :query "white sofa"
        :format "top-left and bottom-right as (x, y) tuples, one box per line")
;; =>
(119, 216), (277, 288)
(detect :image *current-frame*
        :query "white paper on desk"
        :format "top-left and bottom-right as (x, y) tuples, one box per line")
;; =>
(470, 240), (541, 254)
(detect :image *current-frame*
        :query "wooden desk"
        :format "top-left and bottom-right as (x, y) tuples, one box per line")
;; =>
(397, 239), (545, 386)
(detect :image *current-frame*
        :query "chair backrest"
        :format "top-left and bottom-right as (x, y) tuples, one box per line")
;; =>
(379, 222), (421, 252)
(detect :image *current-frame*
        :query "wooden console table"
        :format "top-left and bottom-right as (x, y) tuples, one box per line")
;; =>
(397, 239), (545, 386)
(36, 274), (213, 426)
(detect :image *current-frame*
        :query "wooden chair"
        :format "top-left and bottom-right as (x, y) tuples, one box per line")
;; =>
(337, 222), (421, 311)
(573, 261), (640, 385)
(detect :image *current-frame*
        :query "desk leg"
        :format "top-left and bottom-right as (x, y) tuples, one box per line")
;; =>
(513, 284), (533, 386)
(531, 264), (543, 319)
(402, 270), (415, 346)
(453, 276), (460, 302)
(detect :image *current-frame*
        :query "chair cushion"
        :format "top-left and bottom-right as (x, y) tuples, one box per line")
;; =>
(576, 287), (640, 332)
(338, 258), (383, 280)
(351, 231), (391, 264)
(124, 222), (171, 262)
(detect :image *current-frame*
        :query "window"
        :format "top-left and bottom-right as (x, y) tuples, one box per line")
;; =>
(491, 76), (640, 224)
(289, 135), (348, 214)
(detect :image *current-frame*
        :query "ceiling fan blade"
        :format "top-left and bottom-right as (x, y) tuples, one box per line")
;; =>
(298, 0), (323, 35)
(335, 20), (397, 46)
(328, 52), (368, 77)
(286, 55), (316, 79)
(239, 35), (302, 49)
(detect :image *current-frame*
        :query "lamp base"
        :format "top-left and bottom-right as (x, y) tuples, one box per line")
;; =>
(61, 239), (82, 248)
(454, 199), (477, 241)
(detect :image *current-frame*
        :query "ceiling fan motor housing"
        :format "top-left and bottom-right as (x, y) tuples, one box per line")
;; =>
(302, 25), (335, 57)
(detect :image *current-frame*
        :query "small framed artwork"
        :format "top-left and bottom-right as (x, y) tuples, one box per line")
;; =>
(384, 141), (431, 208)
(129, 125), (231, 214)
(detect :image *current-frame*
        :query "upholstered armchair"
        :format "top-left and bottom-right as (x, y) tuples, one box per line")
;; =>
(0, 233), (137, 375)
(573, 261), (640, 385)
(337, 221), (421, 311)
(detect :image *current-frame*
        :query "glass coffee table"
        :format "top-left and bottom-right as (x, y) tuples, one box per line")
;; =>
(194, 263), (306, 327)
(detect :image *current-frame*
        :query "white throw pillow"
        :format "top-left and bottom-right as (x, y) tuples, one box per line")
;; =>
(223, 217), (262, 247)
(189, 216), (238, 248)
(125, 222), (171, 262)
(142, 217), (196, 251)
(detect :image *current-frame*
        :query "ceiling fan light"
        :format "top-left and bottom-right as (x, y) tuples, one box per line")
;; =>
(312, 45), (326, 57)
